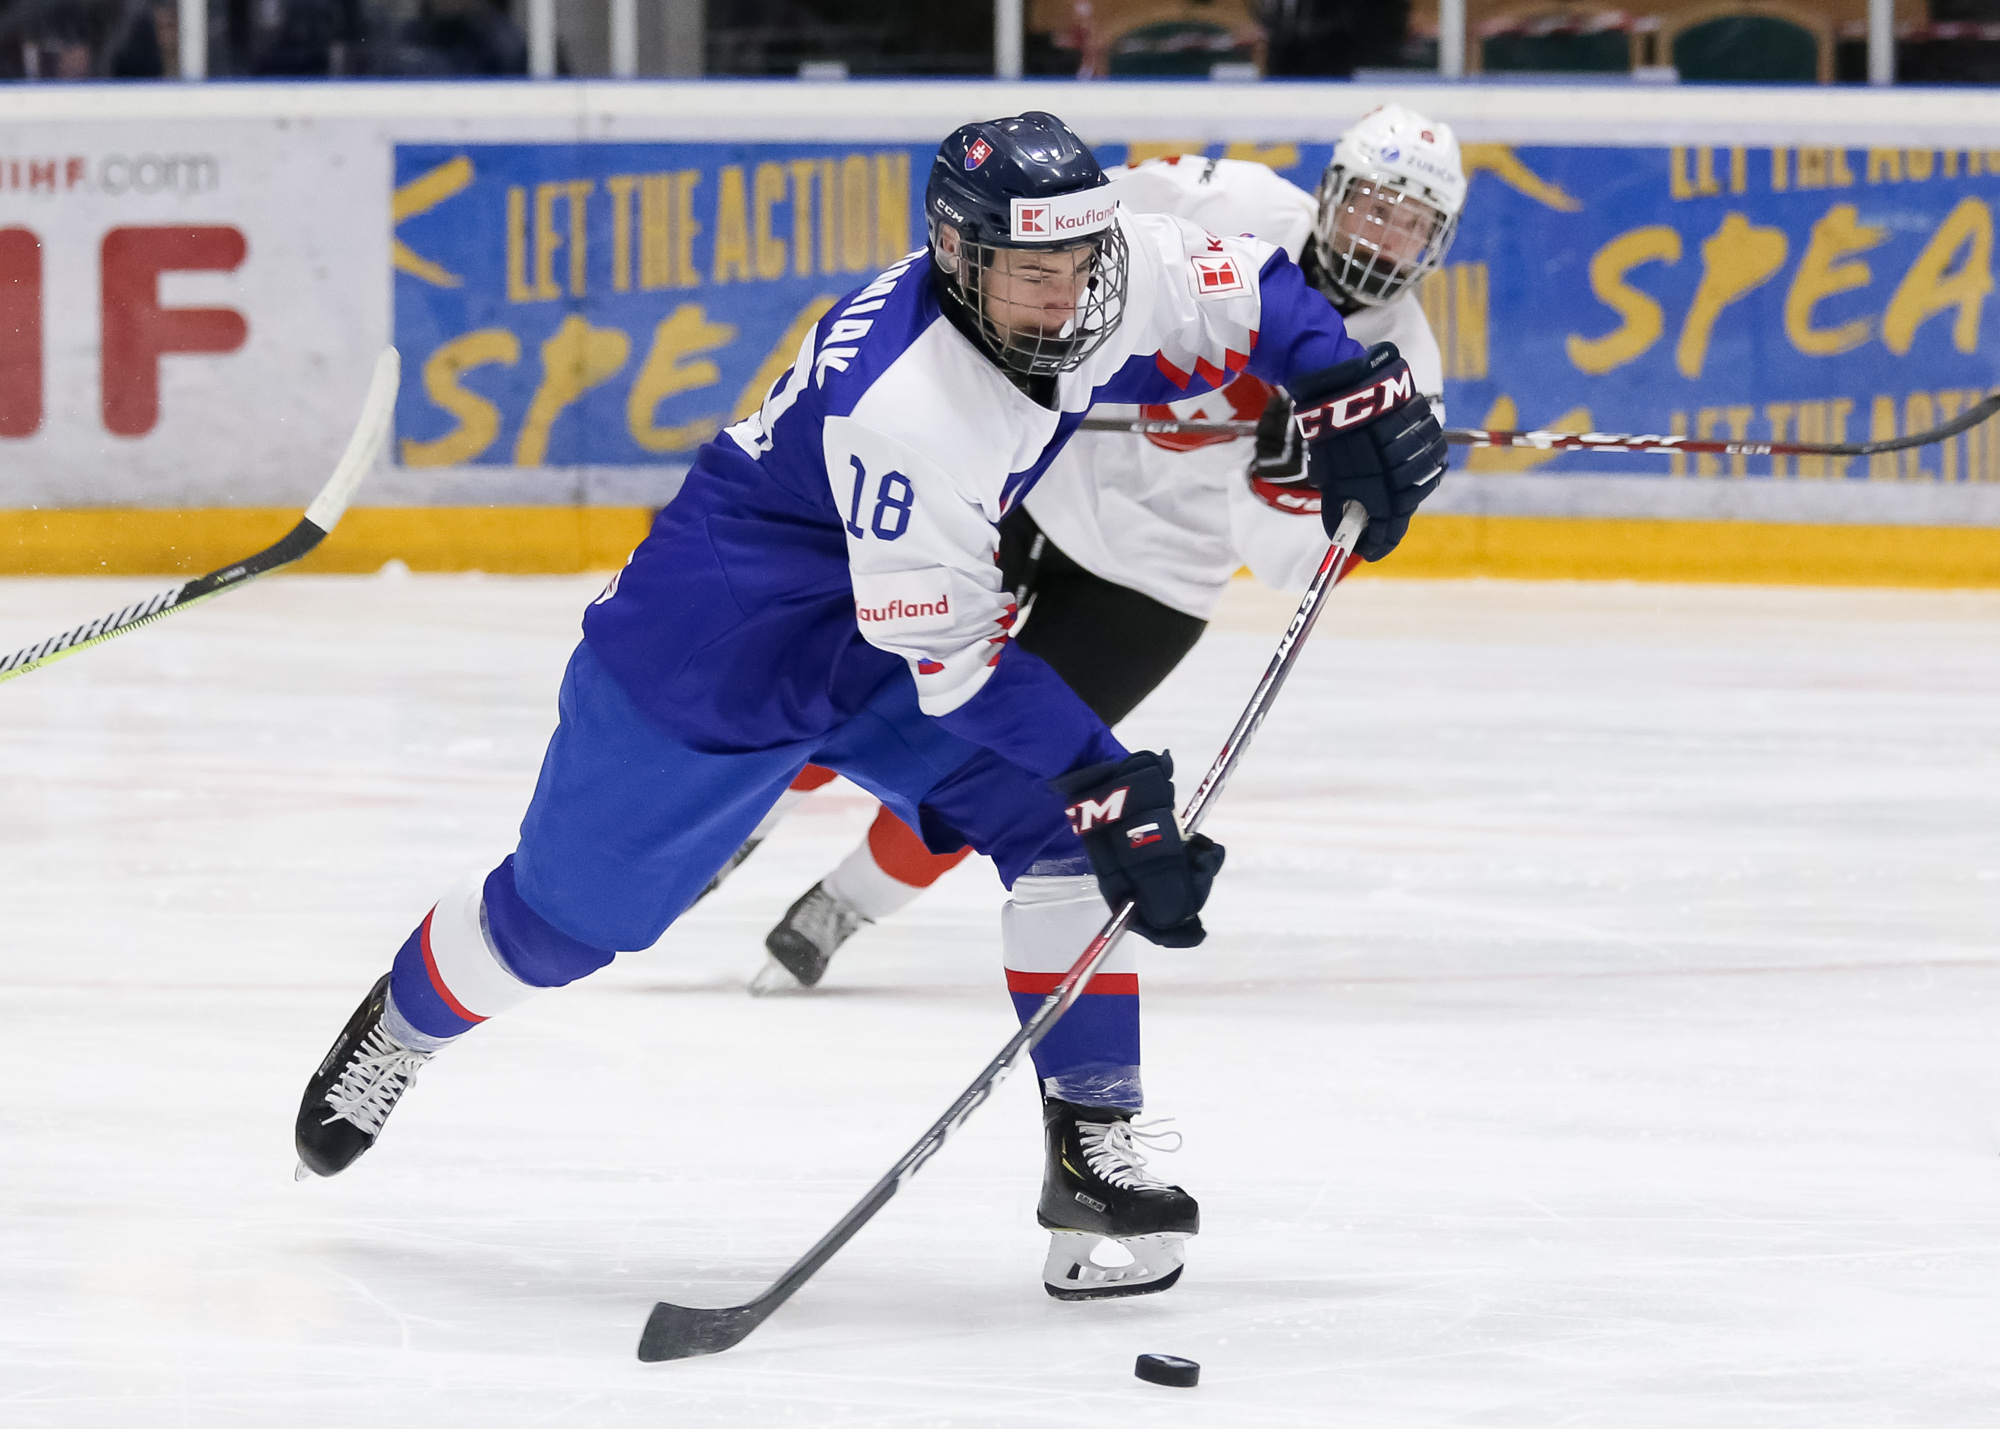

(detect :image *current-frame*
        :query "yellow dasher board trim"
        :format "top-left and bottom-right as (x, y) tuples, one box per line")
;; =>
(0, 507), (655, 577)
(4, 507), (1998, 587)
(1352, 514), (2000, 588)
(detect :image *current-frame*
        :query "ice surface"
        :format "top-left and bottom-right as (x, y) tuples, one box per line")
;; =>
(2, 570), (1998, 1427)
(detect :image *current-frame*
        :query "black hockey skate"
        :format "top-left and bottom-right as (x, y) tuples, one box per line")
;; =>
(1038, 1098), (1199, 1300)
(294, 974), (433, 1179)
(750, 881), (870, 995)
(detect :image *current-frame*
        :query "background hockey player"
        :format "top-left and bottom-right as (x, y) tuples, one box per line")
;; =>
(293, 111), (1448, 1300)
(735, 105), (1465, 994)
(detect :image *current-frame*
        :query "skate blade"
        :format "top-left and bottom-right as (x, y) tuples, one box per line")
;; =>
(294, 1161), (315, 1182)
(1042, 1231), (1188, 1301)
(747, 958), (806, 998)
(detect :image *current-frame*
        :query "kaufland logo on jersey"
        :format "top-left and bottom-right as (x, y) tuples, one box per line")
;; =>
(1009, 189), (1119, 244)
(856, 594), (951, 624)
(1191, 254), (1244, 296)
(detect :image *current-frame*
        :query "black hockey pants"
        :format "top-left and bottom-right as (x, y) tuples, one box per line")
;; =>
(997, 508), (1209, 728)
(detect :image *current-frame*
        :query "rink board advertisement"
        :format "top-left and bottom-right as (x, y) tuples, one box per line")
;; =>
(0, 116), (389, 510)
(391, 142), (924, 469)
(0, 85), (1996, 585)
(393, 137), (2000, 483)
(1237, 140), (2000, 481)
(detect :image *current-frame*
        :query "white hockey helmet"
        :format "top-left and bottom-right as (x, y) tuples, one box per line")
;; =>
(1312, 104), (1466, 309)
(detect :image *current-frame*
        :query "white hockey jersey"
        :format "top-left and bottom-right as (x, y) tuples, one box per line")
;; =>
(586, 202), (1366, 781)
(1022, 157), (1447, 620)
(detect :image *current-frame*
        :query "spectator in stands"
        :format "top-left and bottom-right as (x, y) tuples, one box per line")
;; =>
(107, 0), (175, 76)
(1902, 0), (2000, 82)
(393, 0), (527, 75)
(1260, 0), (1411, 76)
(247, 0), (370, 74)
(2, 0), (110, 77)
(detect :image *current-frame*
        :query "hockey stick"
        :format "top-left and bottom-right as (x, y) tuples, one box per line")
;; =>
(0, 348), (400, 685)
(636, 500), (1371, 1363)
(1079, 390), (2000, 460)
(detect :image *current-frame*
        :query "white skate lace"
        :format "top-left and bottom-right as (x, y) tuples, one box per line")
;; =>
(321, 1027), (431, 1135)
(1078, 1118), (1183, 1192)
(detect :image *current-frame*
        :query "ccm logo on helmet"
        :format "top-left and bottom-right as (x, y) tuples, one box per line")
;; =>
(1294, 368), (1415, 440)
(1065, 786), (1129, 834)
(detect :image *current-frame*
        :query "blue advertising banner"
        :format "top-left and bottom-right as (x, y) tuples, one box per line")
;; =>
(392, 141), (928, 469)
(394, 139), (2000, 483)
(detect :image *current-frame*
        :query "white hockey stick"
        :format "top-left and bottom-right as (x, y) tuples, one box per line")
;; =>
(1079, 392), (2000, 461)
(636, 501), (1371, 1362)
(0, 348), (400, 685)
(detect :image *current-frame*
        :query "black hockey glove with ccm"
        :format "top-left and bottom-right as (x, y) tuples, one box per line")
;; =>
(1287, 341), (1449, 562)
(1051, 751), (1225, 949)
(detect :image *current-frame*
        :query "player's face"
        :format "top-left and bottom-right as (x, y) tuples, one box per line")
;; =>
(1331, 179), (1442, 270)
(978, 243), (1096, 341)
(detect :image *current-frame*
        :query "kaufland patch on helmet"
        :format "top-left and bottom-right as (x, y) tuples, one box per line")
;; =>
(966, 137), (992, 170)
(1008, 189), (1119, 244)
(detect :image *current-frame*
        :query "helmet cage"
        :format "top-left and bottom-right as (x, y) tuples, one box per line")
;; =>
(931, 221), (1130, 379)
(1311, 166), (1459, 309)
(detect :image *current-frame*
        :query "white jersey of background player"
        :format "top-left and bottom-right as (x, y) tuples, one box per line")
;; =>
(729, 106), (1468, 993)
(1027, 115), (1461, 620)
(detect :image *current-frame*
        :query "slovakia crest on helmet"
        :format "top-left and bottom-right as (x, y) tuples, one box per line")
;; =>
(965, 138), (993, 170)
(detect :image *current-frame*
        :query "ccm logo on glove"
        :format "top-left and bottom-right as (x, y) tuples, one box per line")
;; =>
(1287, 341), (1449, 563)
(1293, 365), (1416, 439)
(1052, 750), (1224, 949)
(1066, 787), (1129, 833)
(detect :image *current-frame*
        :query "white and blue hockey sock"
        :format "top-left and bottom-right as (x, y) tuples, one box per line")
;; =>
(1002, 868), (1143, 1111)
(385, 856), (616, 1041)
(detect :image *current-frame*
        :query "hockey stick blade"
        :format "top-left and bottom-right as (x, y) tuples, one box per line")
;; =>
(1078, 391), (2000, 460)
(636, 503), (1370, 1363)
(638, 1302), (766, 1361)
(0, 349), (399, 685)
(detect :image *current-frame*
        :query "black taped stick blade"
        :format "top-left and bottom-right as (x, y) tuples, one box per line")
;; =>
(637, 1301), (766, 1361)
(1135, 1353), (1200, 1388)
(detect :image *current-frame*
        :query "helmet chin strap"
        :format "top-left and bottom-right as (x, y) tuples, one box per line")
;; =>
(1300, 244), (1361, 319)
(929, 258), (1056, 399)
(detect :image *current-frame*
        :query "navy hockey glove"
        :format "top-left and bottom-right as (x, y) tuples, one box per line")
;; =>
(1051, 750), (1225, 949)
(1290, 341), (1448, 562)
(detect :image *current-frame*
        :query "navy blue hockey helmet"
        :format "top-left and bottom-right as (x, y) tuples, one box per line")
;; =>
(926, 112), (1128, 378)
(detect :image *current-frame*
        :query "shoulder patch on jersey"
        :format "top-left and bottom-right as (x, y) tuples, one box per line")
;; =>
(1190, 254), (1246, 298)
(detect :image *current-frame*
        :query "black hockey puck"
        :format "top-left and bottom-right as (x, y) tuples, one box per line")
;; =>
(1134, 1353), (1200, 1388)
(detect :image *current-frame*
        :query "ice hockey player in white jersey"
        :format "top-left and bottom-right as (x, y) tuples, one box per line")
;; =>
(293, 111), (1450, 1302)
(741, 105), (1467, 995)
